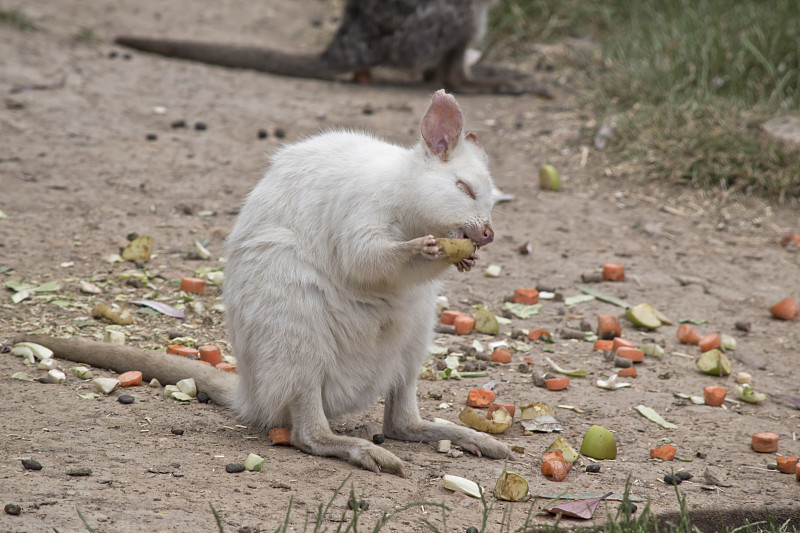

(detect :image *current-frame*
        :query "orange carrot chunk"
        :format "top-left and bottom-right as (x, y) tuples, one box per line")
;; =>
(513, 288), (540, 305)
(650, 444), (676, 461)
(453, 314), (475, 335)
(269, 428), (292, 446)
(676, 323), (701, 344)
(593, 340), (614, 351)
(198, 345), (223, 366)
(703, 385), (726, 406)
(542, 459), (568, 481)
(542, 449), (565, 464)
(166, 345), (200, 359)
(776, 455), (798, 474)
(597, 315), (622, 340)
(528, 329), (552, 342)
(616, 347), (644, 363)
(180, 277), (206, 293)
(440, 310), (465, 325)
(487, 403), (516, 419)
(216, 362), (237, 373)
(612, 337), (634, 352)
(602, 263), (625, 281)
(617, 367), (637, 378)
(752, 432), (779, 453)
(698, 333), (721, 353)
(467, 388), (495, 408)
(545, 377), (570, 391)
(769, 297), (799, 321)
(779, 233), (800, 246)
(491, 346), (512, 364)
(118, 370), (143, 387)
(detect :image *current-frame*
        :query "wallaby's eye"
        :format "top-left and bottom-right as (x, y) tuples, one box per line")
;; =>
(456, 179), (476, 200)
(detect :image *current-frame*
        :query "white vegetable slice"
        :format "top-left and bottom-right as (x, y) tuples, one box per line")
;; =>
(443, 474), (482, 498)
(93, 377), (120, 395)
(15, 342), (54, 360)
(176, 378), (197, 397)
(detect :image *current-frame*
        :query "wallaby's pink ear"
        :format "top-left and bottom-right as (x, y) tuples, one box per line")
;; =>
(465, 132), (479, 145)
(421, 89), (463, 162)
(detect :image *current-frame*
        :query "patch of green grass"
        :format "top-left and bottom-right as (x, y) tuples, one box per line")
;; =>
(488, 0), (800, 200)
(73, 28), (100, 44)
(0, 6), (37, 30)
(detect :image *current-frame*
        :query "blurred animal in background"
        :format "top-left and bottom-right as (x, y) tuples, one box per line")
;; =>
(115, 0), (549, 95)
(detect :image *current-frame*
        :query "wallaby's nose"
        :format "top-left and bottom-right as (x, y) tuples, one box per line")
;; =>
(474, 224), (494, 246)
(481, 225), (494, 245)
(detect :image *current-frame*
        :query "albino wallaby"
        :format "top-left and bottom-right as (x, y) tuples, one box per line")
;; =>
(15, 90), (512, 476)
(114, 0), (548, 95)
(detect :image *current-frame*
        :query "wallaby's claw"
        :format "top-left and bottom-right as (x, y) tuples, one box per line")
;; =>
(350, 444), (406, 477)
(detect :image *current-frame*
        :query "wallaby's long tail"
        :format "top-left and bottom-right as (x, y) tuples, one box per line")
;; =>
(13, 334), (236, 407)
(114, 36), (341, 80)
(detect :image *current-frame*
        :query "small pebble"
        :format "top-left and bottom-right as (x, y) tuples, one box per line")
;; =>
(663, 474), (681, 485)
(145, 133), (158, 141)
(675, 470), (693, 481)
(372, 433), (385, 444)
(466, 527), (479, 533)
(67, 467), (92, 477)
(21, 459), (42, 471)
(122, 53), (131, 60)
(118, 394), (135, 404)
(347, 498), (369, 511)
(362, 105), (374, 115)
(274, 128), (286, 138)
(257, 129), (268, 139)
(170, 119), (187, 129)
(4, 503), (21, 516)
(585, 464), (601, 473)
(197, 391), (210, 404)
(171, 428), (184, 436)
(194, 122), (207, 131)
(226, 463), (245, 474)
(108, 51), (118, 59)
(618, 502), (638, 514)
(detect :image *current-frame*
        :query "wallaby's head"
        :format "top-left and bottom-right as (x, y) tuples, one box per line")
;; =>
(411, 90), (495, 247)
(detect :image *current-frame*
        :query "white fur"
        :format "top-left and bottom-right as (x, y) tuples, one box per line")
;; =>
(223, 94), (507, 473)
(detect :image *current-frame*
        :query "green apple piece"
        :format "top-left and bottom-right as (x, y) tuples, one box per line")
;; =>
(736, 384), (766, 404)
(494, 471), (529, 501)
(638, 343), (665, 358)
(545, 436), (580, 464)
(580, 425), (617, 459)
(695, 349), (731, 376)
(474, 306), (499, 335)
(243, 453), (265, 471)
(720, 334), (738, 351)
(539, 164), (561, 191)
(625, 303), (662, 330)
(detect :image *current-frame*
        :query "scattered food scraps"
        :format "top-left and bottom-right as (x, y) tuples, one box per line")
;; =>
(635, 405), (678, 430)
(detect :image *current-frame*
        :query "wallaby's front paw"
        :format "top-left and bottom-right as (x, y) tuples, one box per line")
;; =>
(455, 432), (516, 461)
(455, 252), (479, 272)
(349, 443), (407, 477)
(410, 235), (441, 261)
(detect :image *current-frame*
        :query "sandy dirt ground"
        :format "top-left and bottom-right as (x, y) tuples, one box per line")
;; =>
(1, 1), (799, 532)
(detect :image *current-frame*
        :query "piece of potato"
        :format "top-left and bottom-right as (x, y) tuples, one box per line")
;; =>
(435, 238), (476, 264)
(459, 407), (512, 434)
